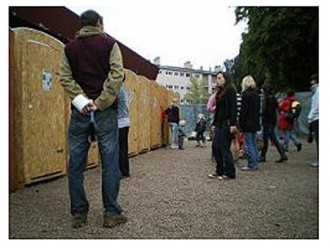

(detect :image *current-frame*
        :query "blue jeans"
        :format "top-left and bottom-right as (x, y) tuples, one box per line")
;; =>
(260, 123), (286, 158)
(244, 132), (259, 169)
(283, 129), (301, 151)
(169, 122), (178, 145)
(68, 107), (122, 215)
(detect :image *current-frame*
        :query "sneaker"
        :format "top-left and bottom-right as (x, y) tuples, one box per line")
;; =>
(241, 166), (258, 171)
(103, 213), (128, 228)
(72, 212), (87, 228)
(297, 143), (302, 152)
(223, 174), (236, 180)
(275, 156), (288, 163)
(208, 173), (222, 179)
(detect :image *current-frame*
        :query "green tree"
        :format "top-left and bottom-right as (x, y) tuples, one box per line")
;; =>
(233, 7), (318, 92)
(184, 77), (209, 104)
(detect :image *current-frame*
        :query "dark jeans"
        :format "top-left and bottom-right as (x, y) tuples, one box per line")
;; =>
(196, 131), (205, 144)
(68, 107), (122, 215)
(211, 129), (216, 158)
(178, 135), (185, 149)
(310, 119), (319, 160)
(119, 126), (130, 177)
(260, 123), (286, 159)
(213, 122), (236, 178)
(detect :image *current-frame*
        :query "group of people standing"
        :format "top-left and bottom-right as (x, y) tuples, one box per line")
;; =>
(166, 70), (319, 181)
(206, 71), (319, 179)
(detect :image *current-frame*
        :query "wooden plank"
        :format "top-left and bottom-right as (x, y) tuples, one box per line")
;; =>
(9, 28), (23, 191)
(159, 84), (170, 146)
(150, 81), (162, 148)
(137, 76), (151, 153)
(124, 69), (139, 156)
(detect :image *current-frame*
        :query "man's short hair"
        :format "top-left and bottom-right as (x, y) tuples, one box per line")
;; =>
(80, 10), (101, 27)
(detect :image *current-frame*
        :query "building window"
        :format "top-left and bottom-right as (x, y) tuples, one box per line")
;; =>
(174, 85), (179, 90)
(174, 72), (178, 76)
(186, 73), (190, 77)
(181, 86), (184, 90)
(186, 87), (191, 90)
(180, 72), (184, 76)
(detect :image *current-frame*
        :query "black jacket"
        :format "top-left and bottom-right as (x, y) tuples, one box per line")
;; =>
(261, 95), (278, 125)
(166, 105), (180, 124)
(239, 88), (261, 132)
(213, 85), (237, 127)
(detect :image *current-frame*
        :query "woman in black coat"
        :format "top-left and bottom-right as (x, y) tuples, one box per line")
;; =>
(208, 71), (237, 180)
(239, 75), (260, 171)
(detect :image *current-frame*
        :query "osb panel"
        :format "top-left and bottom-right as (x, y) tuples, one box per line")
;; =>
(158, 84), (170, 146)
(137, 76), (151, 153)
(64, 98), (71, 172)
(9, 28), (23, 191)
(124, 69), (139, 156)
(150, 81), (162, 148)
(13, 28), (67, 184)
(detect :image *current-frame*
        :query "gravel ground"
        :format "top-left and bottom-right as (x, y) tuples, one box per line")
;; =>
(9, 139), (319, 239)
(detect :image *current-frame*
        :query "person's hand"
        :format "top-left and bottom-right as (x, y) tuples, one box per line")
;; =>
(89, 102), (98, 112)
(82, 99), (94, 115)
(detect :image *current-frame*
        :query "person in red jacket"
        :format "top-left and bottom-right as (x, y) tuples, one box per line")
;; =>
(277, 89), (302, 152)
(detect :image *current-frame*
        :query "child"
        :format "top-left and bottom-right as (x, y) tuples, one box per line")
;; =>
(195, 114), (207, 147)
(177, 119), (187, 150)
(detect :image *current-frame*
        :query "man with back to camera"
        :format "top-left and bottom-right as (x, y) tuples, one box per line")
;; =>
(60, 9), (127, 228)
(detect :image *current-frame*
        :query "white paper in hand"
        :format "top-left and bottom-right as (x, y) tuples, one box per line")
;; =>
(72, 94), (90, 112)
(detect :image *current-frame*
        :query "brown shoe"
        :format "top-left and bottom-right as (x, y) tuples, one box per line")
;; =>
(103, 212), (127, 228)
(72, 212), (87, 228)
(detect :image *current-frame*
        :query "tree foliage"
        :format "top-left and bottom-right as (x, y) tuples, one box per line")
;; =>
(184, 77), (209, 104)
(233, 7), (318, 92)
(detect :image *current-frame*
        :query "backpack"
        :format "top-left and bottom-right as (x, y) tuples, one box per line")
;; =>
(285, 100), (301, 124)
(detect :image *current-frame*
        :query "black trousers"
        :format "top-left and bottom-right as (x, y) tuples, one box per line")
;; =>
(310, 119), (319, 161)
(213, 123), (236, 178)
(119, 127), (130, 177)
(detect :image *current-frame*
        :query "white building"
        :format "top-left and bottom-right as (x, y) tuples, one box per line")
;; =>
(155, 59), (222, 104)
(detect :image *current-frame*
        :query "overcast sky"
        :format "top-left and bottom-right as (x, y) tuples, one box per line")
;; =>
(68, 0), (247, 70)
